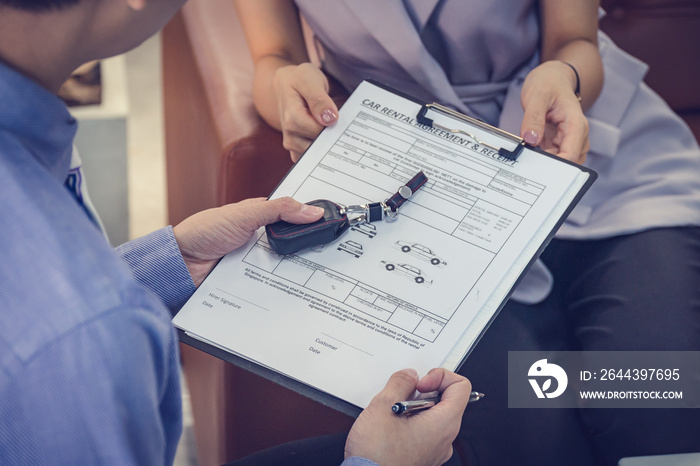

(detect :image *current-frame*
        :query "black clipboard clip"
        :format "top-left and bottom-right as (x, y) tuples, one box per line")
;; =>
(417, 103), (525, 161)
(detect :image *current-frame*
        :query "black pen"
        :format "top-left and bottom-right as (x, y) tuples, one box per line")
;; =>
(392, 391), (485, 415)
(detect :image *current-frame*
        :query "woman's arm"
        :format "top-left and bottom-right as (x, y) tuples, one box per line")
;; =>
(234, 0), (307, 129)
(519, 0), (604, 163)
(234, 0), (339, 160)
(540, 0), (603, 110)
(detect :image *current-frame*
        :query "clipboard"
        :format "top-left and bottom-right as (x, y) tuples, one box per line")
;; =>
(173, 80), (597, 417)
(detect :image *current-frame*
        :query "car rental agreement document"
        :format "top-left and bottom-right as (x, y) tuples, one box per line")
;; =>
(173, 80), (596, 416)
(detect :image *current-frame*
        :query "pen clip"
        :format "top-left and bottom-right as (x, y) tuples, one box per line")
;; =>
(392, 395), (440, 415)
(392, 391), (484, 415)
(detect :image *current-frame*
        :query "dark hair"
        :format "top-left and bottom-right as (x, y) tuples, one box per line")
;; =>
(0, 0), (80, 11)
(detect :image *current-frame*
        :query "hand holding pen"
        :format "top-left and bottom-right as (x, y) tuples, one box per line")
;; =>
(345, 368), (472, 466)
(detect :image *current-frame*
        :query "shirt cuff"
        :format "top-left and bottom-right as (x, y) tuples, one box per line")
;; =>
(341, 457), (379, 466)
(115, 226), (196, 314)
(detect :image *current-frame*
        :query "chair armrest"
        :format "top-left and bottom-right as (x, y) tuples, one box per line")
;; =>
(163, 0), (292, 226)
(600, 0), (700, 140)
(162, 2), (353, 465)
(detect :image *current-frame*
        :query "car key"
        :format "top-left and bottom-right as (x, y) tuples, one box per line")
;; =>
(265, 171), (428, 255)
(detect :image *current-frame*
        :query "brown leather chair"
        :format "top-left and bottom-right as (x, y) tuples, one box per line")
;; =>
(599, 0), (700, 140)
(162, 1), (700, 464)
(162, 2), (352, 465)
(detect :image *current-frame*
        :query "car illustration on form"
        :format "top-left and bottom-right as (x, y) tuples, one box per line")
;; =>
(395, 241), (447, 267)
(351, 222), (377, 238)
(380, 261), (433, 285)
(338, 240), (363, 258)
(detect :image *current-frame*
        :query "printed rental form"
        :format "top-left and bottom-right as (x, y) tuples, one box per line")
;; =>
(173, 80), (595, 413)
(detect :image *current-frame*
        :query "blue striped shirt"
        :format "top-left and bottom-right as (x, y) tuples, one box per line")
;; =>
(0, 61), (193, 464)
(0, 60), (378, 466)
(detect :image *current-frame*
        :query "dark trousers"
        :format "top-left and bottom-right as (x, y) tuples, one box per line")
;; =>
(228, 227), (700, 466)
(457, 227), (700, 466)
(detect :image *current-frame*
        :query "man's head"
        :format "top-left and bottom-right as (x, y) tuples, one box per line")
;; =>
(0, 0), (185, 92)
(0, 0), (80, 12)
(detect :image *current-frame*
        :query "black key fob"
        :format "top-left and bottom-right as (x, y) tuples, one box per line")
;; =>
(264, 171), (428, 255)
(265, 199), (350, 255)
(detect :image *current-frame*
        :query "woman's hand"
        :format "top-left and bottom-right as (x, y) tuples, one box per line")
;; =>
(235, 0), (339, 161)
(519, 60), (590, 164)
(525, 0), (603, 164)
(273, 63), (339, 161)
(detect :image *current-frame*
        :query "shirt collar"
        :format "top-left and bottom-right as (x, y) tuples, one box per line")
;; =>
(0, 60), (77, 183)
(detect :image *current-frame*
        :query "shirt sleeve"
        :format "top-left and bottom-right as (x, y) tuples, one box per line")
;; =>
(115, 226), (196, 313)
(341, 457), (380, 466)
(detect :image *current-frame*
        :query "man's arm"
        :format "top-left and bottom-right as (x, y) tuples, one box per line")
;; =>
(115, 197), (324, 312)
(172, 197), (324, 287)
(115, 226), (196, 312)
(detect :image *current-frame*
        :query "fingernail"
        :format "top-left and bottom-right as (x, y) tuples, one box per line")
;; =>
(321, 108), (337, 124)
(302, 204), (325, 216)
(523, 130), (538, 145)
